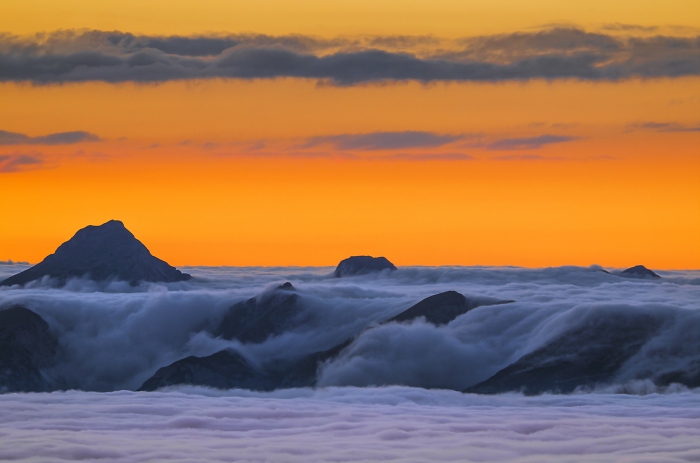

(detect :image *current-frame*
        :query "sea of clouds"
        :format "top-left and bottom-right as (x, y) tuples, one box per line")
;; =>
(0, 264), (699, 392)
(1, 387), (699, 462)
(1, 264), (699, 460)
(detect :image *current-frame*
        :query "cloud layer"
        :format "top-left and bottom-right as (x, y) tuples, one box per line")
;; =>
(1, 264), (698, 392)
(1, 28), (699, 85)
(1, 387), (699, 462)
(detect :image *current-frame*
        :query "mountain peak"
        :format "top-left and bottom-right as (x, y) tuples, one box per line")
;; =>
(99, 219), (125, 228)
(1, 221), (190, 286)
(334, 255), (397, 277)
(620, 265), (661, 279)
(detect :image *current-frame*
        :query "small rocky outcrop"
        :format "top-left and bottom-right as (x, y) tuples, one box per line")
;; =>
(1, 220), (190, 287)
(466, 311), (662, 395)
(212, 282), (313, 344)
(139, 339), (355, 392)
(619, 265), (661, 279)
(385, 291), (514, 326)
(139, 350), (274, 391)
(334, 256), (397, 277)
(0, 305), (58, 393)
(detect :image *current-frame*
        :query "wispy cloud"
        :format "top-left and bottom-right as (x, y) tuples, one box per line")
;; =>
(1, 28), (699, 85)
(601, 23), (659, 33)
(627, 121), (700, 132)
(0, 259), (30, 265)
(485, 134), (578, 150)
(0, 130), (101, 145)
(0, 152), (45, 173)
(494, 154), (555, 161)
(302, 131), (467, 151)
(378, 153), (473, 161)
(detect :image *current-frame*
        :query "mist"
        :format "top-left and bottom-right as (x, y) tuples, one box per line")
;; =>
(1, 264), (698, 392)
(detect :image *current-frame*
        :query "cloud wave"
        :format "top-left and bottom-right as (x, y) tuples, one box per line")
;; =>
(1, 265), (698, 392)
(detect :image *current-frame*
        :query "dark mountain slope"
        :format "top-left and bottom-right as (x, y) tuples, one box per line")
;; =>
(1, 220), (190, 286)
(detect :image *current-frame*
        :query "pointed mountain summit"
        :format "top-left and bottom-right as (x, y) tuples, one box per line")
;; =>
(0, 220), (190, 286)
(619, 265), (661, 279)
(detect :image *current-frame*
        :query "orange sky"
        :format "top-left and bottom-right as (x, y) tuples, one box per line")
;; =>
(2, 0), (700, 37)
(0, 1), (698, 268)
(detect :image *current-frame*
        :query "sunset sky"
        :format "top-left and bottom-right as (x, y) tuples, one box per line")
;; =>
(0, 0), (698, 268)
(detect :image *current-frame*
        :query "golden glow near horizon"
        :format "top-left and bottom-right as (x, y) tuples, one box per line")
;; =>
(1, 1), (699, 268)
(2, 0), (700, 37)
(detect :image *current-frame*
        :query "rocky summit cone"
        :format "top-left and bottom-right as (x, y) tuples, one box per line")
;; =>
(0, 220), (190, 286)
(619, 265), (661, 279)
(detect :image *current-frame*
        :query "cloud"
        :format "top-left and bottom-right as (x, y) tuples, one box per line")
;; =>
(494, 154), (559, 161)
(1, 28), (699, 85)
(379, 153), (473, 161)
(486, 134), (578, 150)
(602, 23), (659, 33)
(450, 28), (622, 62)
(0, 130), (101, 145)
(0, 260), (30, 265)
(1, 265), (698, 394)
(302, 131), (466, 151)
(0, 153), (45, 173)
(627, 121), (700, 132)
(0, 387), (699, 462)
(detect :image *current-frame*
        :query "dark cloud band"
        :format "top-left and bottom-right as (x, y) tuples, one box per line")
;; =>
(486, 134), (578, 150)
(303, 131), (466, 150)
(1, 28), (699, 85)
(0, 130), (101, 145)
(627, 121), (700, 132)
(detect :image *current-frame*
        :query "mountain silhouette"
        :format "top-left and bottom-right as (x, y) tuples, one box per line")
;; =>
(0, 220), (190, 286)
(0, 305), (58, 392)
(334, 256), (397, 277)
(466, 311), (662, 395)
(619, 265), (661, 279)
(385, 290), (514, 326)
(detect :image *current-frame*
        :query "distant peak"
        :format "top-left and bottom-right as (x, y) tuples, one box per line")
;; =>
(88, 220), (127, 232)
(334, 255), (397, 277)
(620, 265), (661, 279)
(102, 220), (125, 227)
(74, 220), (134, 240)
(0, 220), (190, 286)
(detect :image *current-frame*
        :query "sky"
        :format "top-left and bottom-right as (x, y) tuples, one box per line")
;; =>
(0, 0), (699, 268)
